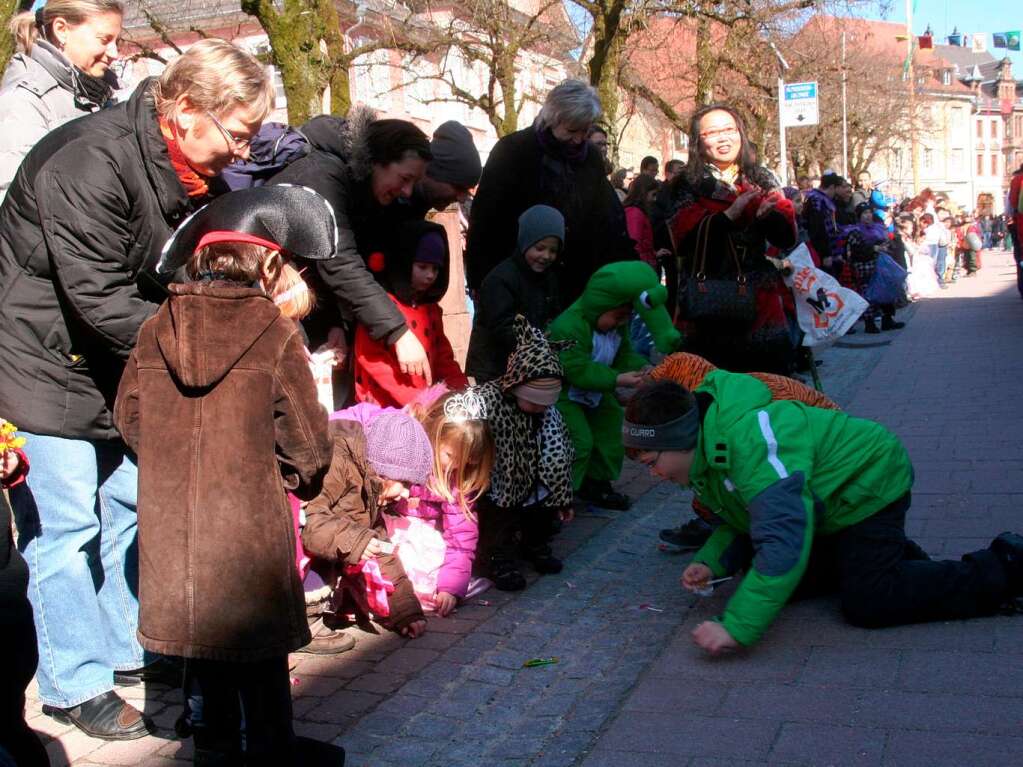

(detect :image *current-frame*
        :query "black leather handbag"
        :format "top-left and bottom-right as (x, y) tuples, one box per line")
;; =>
(678, 215), (757, 323)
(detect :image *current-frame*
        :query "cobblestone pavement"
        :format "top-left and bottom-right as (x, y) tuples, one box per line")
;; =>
(26, 250), (1023, 766)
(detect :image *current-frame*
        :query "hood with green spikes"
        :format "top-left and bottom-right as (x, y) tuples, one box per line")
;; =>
(574, 261), (681, 354)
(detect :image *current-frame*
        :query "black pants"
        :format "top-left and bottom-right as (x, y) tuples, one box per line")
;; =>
(477, 497), (558, 564)
(187, 656), (294, 765)
(796, 493), (1007, 627)
(1014, 226), (1023, 298)
(0, 493), (48, 767)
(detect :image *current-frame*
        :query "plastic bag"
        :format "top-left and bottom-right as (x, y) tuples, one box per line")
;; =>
(384, 514), (446, 610)
(782, 243), (868, 347)
(863, 254), (908, 306)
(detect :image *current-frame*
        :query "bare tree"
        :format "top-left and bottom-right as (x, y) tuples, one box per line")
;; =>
(781, 16), (927, 179)
(394, 0), (575, 138)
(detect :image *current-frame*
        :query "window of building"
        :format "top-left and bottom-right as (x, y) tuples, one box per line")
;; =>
(977, 153), (984, 175)
(991, 119), (999, 139)
(950, 149), (963, 172)
(941, 69), (952, 86)
(991, 153), (999, 176)
(977, 119), (983, 138)
(923, 147), (934, 170)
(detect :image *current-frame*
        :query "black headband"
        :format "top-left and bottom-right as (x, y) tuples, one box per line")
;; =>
(622, 409), (700, 452)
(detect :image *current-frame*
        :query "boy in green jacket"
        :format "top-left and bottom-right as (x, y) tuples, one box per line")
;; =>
(623, 376), (1022, 654)
(548, 261), (681, 510)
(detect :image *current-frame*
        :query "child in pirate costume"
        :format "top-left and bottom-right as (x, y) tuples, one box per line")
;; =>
(472, 317), (575, 591)
(115, 186), (346, 764)
(622, 375), (1023, 655)
(547, 261), (681, 510)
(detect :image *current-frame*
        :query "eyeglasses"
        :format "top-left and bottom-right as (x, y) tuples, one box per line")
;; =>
(699, 127), (740, 142)
(206, 111), (252, 151)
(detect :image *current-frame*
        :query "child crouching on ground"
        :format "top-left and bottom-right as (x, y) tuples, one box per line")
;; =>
(472, 317), (576, 591)
(354, 220), (468, 407)
(114, 187), (345, 765)
(622, 375), (1023, 656)
(400, 390), (494, 615)
(548, 261), (681, 511)
(301, 410), (433, 642)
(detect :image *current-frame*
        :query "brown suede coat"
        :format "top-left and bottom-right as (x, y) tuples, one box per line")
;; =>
(302, 420), (424, 631)
(114, 282), (332, 661)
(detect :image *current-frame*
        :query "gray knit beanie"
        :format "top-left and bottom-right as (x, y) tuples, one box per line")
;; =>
(426, 121), (482, 188)
(364, 411), (433, 485)
(517, 204), (565, 256)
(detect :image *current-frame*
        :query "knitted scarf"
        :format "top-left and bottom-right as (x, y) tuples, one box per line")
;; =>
(158, 118), (209, 198)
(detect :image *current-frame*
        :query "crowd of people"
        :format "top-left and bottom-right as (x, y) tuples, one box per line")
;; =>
(2, 4), (1023, 766)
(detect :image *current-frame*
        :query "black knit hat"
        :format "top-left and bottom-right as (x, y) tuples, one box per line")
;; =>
(157, 185), (339, 274)
(426, 121), (482, 188)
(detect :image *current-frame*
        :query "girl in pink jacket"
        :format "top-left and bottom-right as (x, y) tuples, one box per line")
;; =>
(334, 389), (494, 616)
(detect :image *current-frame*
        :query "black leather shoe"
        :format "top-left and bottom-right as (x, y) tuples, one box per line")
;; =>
(991, 532), (1023, 595)
(578, 480), (631, 511)
(881, 316), (906, 331)
(490, 558), (526, 591)
(114, 656), (183, 688)
(523, 544), (563, 574)
(42, 690), (153, 741)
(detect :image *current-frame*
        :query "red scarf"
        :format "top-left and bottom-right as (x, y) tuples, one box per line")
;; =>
(159, 118), (209, 198)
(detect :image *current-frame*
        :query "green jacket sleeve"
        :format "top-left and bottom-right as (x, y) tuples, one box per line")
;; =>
(718, 406), (817, 647)
(692, 523), (741, 577)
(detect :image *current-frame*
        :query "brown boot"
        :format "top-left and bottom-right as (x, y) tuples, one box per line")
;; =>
(296, 616), (356, 655)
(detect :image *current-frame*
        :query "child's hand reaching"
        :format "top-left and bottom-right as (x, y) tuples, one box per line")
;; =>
(401, 619), (426, 638)
(681, 562), (713, 592)
(360, 538), (390, 561)
(433, 591), (457, 617)
(616, 371), (646, 389)
(692, 620), (738, 655)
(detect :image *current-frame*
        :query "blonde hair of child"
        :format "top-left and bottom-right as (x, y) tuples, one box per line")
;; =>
(410, 392), (494, 518)
(186, 242), (314, 320)
(10, 0), (123, 54)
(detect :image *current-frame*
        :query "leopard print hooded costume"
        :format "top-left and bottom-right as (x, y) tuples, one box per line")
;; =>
(471, 316), (574, 510)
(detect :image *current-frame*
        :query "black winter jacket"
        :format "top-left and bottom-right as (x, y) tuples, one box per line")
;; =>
(0, 79), (196, 440)
(464, 252), (560, 382)
(270, 113), (407, 349)
(464, 125), (635, 307)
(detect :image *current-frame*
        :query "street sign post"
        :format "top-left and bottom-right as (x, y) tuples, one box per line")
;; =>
(781, 81), (819, 128)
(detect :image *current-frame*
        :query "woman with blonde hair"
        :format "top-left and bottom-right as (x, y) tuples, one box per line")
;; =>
(1, 0), (124, 199)
(0, 39), (272, 742)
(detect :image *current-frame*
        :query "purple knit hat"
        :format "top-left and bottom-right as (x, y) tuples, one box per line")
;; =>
(364, 410), (433, 485)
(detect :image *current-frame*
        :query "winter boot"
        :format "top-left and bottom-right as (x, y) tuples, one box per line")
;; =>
(991, 532), (1023, 596)
(489, 558), (527, 591)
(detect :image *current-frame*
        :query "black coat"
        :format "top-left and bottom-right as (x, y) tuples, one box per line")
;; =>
(0, 79), (196, 440)
(464, 125), (634, 307)
(464, 252), (560, 382)
(270, 114), (408, 349)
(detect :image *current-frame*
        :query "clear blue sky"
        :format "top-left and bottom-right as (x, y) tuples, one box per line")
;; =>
(863, 0), (1023, 73)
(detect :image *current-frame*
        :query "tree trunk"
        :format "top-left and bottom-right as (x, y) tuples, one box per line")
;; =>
(694, 16), (717, 106)
(0, 0), (20, 75)
(493, 55), (519, 137)
(242, 0), (350, 124)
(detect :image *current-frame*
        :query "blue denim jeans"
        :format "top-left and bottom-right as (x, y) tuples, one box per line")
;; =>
(931, 244), (947, 286)
(11, 433), (146, 708)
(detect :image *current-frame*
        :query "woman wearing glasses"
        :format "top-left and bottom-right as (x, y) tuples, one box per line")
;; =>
(0, 39), (271, 742)
(664, 104), (798, 375)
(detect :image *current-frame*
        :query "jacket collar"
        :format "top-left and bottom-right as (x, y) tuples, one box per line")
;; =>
(128, 78), (193, 227)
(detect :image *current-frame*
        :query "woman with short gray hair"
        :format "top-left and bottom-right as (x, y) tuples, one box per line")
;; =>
(465, 78), (635, 307)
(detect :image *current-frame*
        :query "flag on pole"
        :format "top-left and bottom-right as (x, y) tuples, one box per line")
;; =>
(1007, 31), (1021, 51)
(918, 35), (933, 49)
(993, 33), (1008, 48)
(972, 34), (987, 53)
